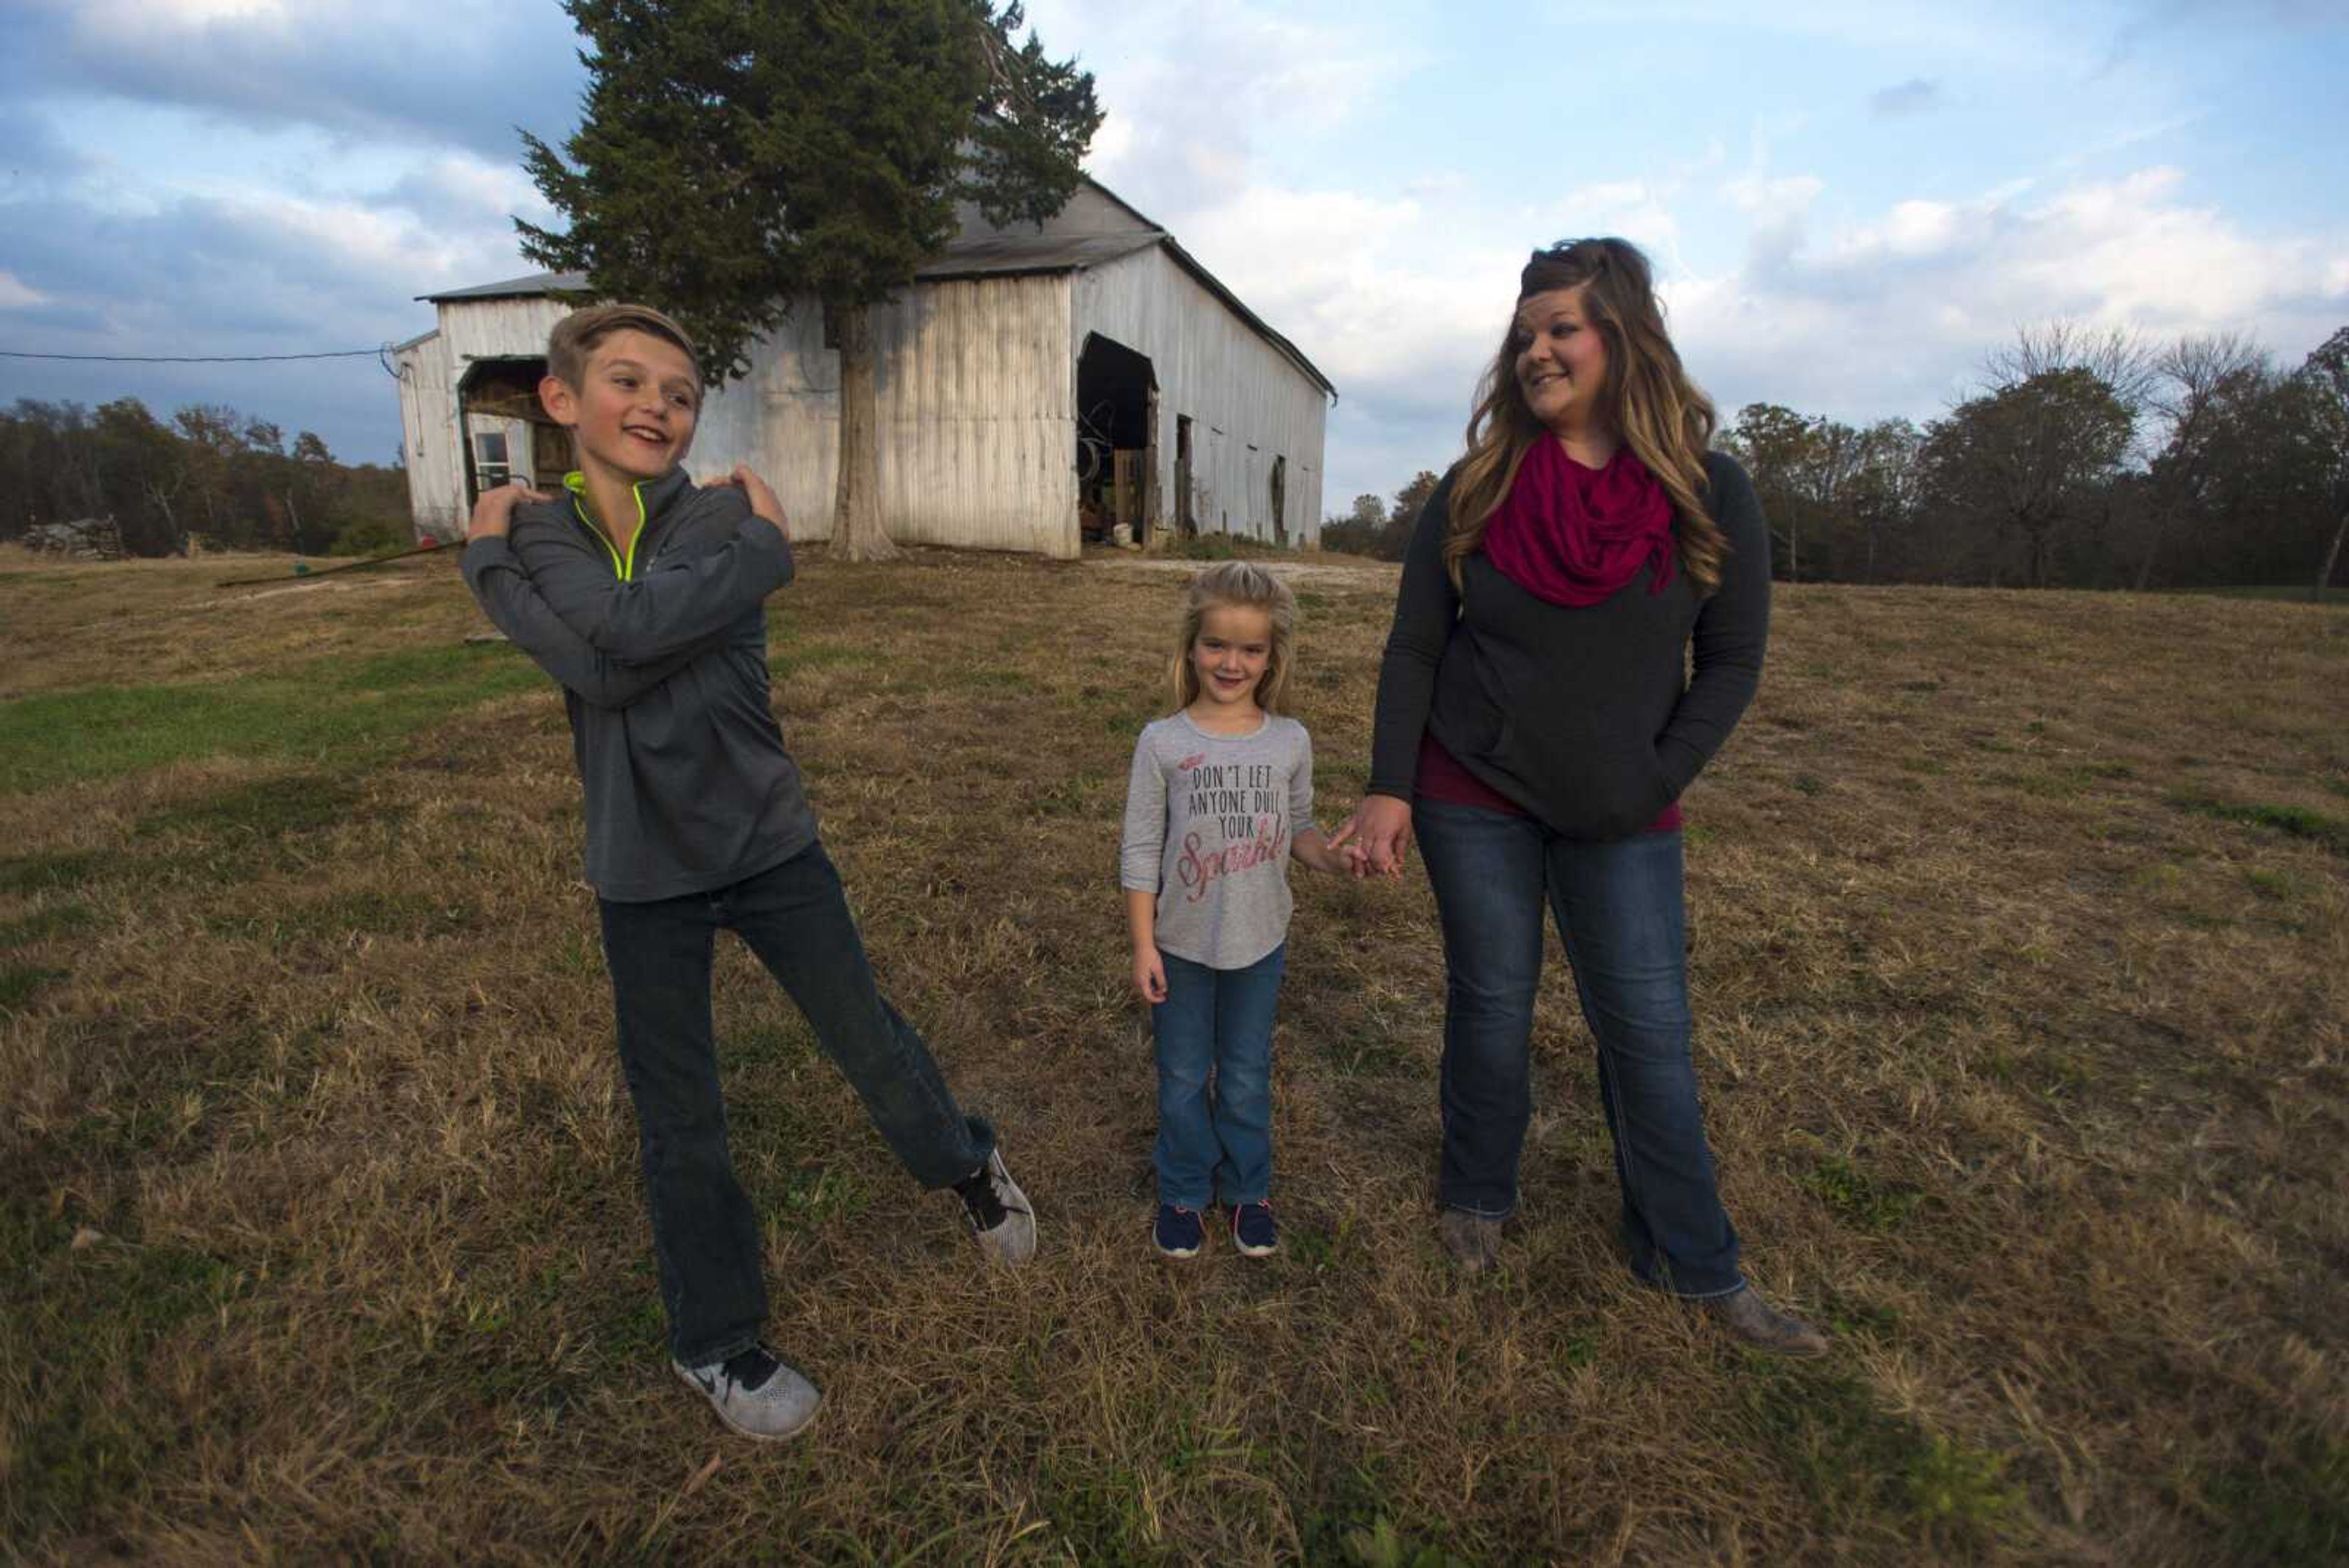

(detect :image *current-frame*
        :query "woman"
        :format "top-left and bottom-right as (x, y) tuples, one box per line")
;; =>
(1332, 238), (1823, 1354)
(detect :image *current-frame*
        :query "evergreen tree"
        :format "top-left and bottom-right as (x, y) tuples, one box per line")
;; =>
(518, 0), (1102, 560)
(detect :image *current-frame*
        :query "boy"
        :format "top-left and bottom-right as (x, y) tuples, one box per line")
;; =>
(462, 303), (1033, 1443)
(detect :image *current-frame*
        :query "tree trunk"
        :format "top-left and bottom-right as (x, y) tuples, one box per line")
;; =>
(2317, 507), (2347, 603)
(830, 301), (899, 563)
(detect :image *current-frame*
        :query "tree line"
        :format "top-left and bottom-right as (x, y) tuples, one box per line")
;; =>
(0, 398), (410, 559)
(1327, 323), (2349, 596)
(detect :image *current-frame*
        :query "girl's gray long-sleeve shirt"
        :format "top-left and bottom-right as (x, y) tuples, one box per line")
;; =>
(1120, 711), (1314, 970)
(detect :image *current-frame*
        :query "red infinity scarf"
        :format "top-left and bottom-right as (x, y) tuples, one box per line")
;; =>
(1483, 437), (1675, 606)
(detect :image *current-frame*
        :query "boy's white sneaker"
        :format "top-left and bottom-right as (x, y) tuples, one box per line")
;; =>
(673, 1343), (822, 1441)
(954, 1148), (1037, 1266)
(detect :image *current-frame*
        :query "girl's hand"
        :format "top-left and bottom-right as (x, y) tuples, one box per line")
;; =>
(1293, 828), (1367, 878)
(1132, 945), (1168, 1005)
(1328, 795), (1413, 879)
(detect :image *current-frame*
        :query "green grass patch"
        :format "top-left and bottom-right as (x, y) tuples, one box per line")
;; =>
(0, 961), (67, 1014)
(1036, 769), (1109, 817)
(1743, 1362), (2015, 1541)
(0, 1197), (242, 1545)
(2208, 1436), (2349, 1566)
(136, 774), (366, 842)
(0, 642), (546, 795)
(2244, 867), (2301, 901)
(0, 902), (97, 948)
(0, 850), (116, 895)
(2168, 793), (2349, 855)
(1338, 1516), (1473, 1568)
(1164, 532), (1245, 560)
(1798, 1154), (1924, 1233)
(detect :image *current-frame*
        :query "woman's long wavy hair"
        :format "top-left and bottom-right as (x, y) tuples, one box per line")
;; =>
(1442, 238), (1727, 595)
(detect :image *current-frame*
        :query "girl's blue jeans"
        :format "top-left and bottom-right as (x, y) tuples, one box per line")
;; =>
(598, 839), (993, 1368)
(1414, 800), (1743, 1298)
(1151, 943), (1285, 1211)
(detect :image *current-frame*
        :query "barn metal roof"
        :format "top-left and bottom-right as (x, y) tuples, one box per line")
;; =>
(418, 183), (1333, 395)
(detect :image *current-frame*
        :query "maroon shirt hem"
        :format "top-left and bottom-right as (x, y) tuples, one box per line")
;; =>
(1414, 731), (1680, 835)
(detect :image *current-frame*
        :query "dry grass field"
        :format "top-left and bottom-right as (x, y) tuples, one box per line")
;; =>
(1, 541), (2343, 1565)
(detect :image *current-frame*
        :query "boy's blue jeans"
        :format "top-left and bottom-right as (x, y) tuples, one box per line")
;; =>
(1151, 944), (1285, 1211)
(598, 838), (993, 1368)
(1414, 800), (1743, 1299)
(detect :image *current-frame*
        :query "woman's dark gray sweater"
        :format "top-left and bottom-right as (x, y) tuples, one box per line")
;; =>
(1366, 450), (1771, 841)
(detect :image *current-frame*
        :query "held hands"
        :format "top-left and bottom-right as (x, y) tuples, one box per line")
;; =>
(1293, 827), (1371, 879)
(1326, 794), (1414, 880)
(467, 480), (552, 542)
(710, 464), (789, 541)
(1132, 943), (1168, 1005)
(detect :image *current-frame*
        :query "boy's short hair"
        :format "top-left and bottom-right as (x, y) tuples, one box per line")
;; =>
(547, 303), (702, 390)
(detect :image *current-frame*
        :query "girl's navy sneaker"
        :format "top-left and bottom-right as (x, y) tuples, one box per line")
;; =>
(1154, 1204), (1204, 1258)
(1230, 1198), (1278, 1257)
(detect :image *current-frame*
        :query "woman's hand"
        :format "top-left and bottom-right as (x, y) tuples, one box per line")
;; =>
(1327, 794), (1414, 879)
(1291, 827), (1367, 878)
(1132, 944), (1168, 1005)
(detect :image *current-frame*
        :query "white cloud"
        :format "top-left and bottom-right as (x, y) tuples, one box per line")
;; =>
(79, 0), (294, 27)
(1174, 150), (2346, 501)
(1045, 0), (1408, 215)
(0, 270), (50, 309)
(1677, 165), (2349, 423)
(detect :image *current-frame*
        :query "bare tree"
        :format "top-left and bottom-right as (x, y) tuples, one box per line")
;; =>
(1984, 321), (2161, 418)
(2136, 332), (2271, 588)
(2303, 326), (2349, 601)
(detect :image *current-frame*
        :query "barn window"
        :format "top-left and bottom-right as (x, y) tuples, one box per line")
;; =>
(473, 430), (511, 489)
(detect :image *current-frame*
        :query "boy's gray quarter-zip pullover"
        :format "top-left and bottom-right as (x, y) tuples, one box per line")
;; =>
(462, 467), (816, 901)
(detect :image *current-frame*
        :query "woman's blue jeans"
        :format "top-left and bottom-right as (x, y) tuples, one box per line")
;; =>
(1414, 800), (1742, 1298)
(598, 839), (993, 1367)
(1151, 944), (1285, 1211)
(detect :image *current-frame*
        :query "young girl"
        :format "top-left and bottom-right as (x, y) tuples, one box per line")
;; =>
(1119, 562), (1360, 1258)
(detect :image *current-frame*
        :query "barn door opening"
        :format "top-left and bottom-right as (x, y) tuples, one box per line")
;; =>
(1075, 333), (1156, 545)
(1270, 455), (1287, 546)
(1175, 415), (1195, 537)
(456, 356), (566, 500)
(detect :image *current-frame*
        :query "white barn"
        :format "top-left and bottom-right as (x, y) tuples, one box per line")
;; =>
(394, 179), (1334, 559)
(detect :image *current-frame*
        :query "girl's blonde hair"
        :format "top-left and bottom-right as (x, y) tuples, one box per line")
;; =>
(1444, 238), (1728, 596)
(1171, 561), (1297, 715)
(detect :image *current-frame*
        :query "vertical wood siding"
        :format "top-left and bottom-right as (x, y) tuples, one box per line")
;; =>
(695, 276), (1075, 557)
(394, 333), (461, 539)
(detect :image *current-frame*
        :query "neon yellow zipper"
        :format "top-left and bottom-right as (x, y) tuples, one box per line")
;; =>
(563, 471), (650, 581)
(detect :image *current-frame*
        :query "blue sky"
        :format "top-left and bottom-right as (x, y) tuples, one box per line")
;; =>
(1, 0), (2342, 509)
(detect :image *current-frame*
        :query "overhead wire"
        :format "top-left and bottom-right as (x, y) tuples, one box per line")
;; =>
(0, 346), (388, 363)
